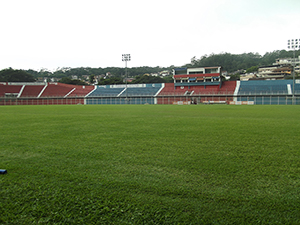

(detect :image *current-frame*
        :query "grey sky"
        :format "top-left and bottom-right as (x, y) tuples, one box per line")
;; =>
(0, 0), (299, 71)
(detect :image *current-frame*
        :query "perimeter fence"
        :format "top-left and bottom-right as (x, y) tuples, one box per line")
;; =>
(0, 97), (84, 105)
(1, 93), (300, 105)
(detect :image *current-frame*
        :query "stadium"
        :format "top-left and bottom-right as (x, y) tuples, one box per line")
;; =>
(1, 67), (300, 224)
(1, 66), (300, 105)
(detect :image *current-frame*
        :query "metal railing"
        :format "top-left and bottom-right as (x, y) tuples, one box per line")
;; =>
(1, 92), (300, 105)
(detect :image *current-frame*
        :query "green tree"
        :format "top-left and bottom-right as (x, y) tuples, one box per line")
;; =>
(162, 75), (174, 83)
(229, 73), (240, 81)
(131, 75), (166, 84)
(188, 52), (262, 73)
(0, 68), (36, 82)
(246, 66), (258, 73)
(98, 77), (124, 85)
(89, 75), (95, 84)
(59, 77), (87, 85)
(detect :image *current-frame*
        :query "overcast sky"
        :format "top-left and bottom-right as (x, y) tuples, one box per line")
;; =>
(0, 0), (299, 71)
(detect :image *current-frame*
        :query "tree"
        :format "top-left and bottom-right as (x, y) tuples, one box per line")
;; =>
(18, 49), (300, 82)
(59, 77), (87, 85)
(188, 52), (263, 73)
(0, 68), (36, 82)
(131, 75), (165, 84)
(229, 73), (240, 81)
(97, 77), (124, 85)
(163, 75), (174, 83)
(89, 75), (95, 84)
(246, 66), (258, 73)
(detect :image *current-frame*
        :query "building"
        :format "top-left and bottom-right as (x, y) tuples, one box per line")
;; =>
(273, 55), (300, 74)
(257, 65), (293, 79)
(274, 56), (300, 66)
(172, 66), (223, 88)
(256, 55), (300, 79)
(240, 73), (257, 81)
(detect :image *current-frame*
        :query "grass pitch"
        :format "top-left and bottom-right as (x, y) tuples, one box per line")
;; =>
(1, 105), (300, 224)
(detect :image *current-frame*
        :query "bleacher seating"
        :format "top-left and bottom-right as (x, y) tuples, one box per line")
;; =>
(87, 84), (163, 97)
(1, 80), (300, 105)
(193, 85), (220, 95)
(0, 82), (94, 98)
(158, 81), (236, 96)
(20, 85), (45, 97)
(219, 81), (236, 94)
(119, 84), (162, 97)
(40, 83), (75, 97)
(158, 83), (185, 95)
(238, 80), (291, 95)
(88, 86), (125, 97)
(67, 85), (95, 97)
(0, 83), (23, 97)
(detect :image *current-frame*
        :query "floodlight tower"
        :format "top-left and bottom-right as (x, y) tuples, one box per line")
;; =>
(288, 39), (300, 105)
(122, 54), (131, 102)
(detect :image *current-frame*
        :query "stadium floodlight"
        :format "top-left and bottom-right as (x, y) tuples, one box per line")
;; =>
(287, 39), (300, 104)
(122, 54), (131, 62)
(122, 54), (131, 102)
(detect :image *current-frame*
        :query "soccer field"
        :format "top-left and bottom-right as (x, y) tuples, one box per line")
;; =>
(1, 105), (300, 224)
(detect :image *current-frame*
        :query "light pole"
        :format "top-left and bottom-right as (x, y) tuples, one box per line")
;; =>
(288, 39), (299, 105)
(122, 54), (131, 103)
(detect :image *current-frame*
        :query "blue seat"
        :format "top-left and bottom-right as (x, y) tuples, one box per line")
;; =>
(238, 80), (291, 95)
(88, 86), (125, 97)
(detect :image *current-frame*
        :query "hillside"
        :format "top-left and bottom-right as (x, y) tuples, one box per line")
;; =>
(6, 49), (300, 80)
(186, 50), (300, 73)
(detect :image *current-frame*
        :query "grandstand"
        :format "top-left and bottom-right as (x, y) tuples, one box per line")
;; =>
(40, 83), (78, 97)
(234, 80), (300, 105)
(158, 81), (236, 96)
(0, 83), (23, 98)
(119, 83), (162, 97)
(88, 85), (124, 97)
(88, 84), (163, 97)
(0, 82), (92, 105)
(173, 67), (223, 88)
(86, 83), (163, 105)
(156, 67), (235, 104)
(68, 85), (95, 97)
(238, 80), (292, 95)
(20, 84), (45, 98)
(1, 78), (300, 105)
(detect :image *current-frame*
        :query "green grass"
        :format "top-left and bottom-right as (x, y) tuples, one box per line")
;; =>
(1, 105), (300, 224)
